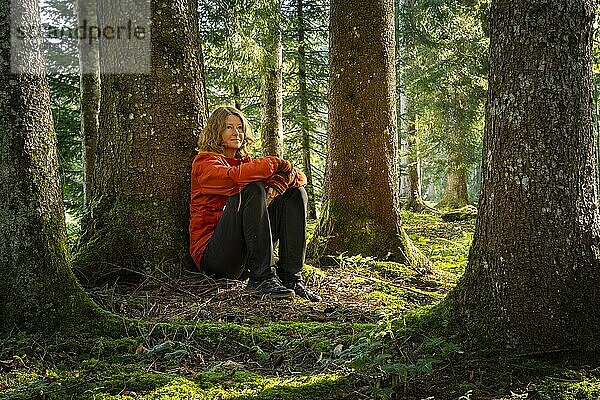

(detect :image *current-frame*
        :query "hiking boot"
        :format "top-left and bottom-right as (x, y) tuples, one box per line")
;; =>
(282, 280), (322, 302)
(245, 277), (295, 298)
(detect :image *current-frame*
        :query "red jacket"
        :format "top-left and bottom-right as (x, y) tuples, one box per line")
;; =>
(189, 151), (306, 268)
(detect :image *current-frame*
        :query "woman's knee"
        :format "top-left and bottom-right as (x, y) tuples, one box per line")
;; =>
(242, 181), (266, 197)
(286, 186), (308, 206)
(241, 181), (267, 207)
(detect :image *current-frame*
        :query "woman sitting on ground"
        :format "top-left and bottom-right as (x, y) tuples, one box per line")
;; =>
(189, 106), (321, 302)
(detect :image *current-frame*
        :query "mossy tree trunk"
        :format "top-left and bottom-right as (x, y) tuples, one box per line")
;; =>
(76, 0), (100, 209)
(261, 0), (284, 158)
(297, 0), (317, 219)
(76, 0), (207, 283)
(0, 0), (96, 332)
(309, 0), (426, 266)
(450, 0), (600, 351)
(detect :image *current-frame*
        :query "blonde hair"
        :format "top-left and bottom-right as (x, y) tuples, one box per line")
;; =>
(197, 106), (254, 157)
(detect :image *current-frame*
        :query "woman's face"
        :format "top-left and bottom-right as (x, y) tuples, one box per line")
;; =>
(221, 114), (244, 156)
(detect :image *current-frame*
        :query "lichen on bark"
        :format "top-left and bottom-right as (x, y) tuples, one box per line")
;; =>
(449, 0), (600, 352)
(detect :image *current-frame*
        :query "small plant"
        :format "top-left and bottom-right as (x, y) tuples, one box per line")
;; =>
(329, 253), (376, 270)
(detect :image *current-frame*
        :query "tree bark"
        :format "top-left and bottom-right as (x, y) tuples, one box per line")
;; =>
(0, 0), (96, 331)
(75, 0), (207, 283)
(297, 0), (317, 219)
(76, 0), (101, 209)
(450, 0), (600, 351)
(309, 0), (426, 267)
(261, 0), (284, 158)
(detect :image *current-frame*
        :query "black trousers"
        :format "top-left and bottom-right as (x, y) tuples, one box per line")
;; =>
(200, 181), (307, 282)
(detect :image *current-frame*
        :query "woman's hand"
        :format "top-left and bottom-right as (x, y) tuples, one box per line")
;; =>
(266, 171), (291, 197)
(267, 187), (278, 200)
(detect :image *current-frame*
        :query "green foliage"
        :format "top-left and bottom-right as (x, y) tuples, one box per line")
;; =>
(198, 0), (266, 117)
(49, 73), (83, 217)
(330, 305), (457, 399)
(199, 0), (329, 204)
(399, 0), (488, 202)
(281, 0), (329, 200)
(536, 378), (600, 400)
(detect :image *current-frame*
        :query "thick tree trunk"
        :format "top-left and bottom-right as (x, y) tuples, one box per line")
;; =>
(309, 0), (426, 267)
(451, 0), (600, 351)
(75, 0), (207, 283)
(297, 0), (317, 219)
(261, 2), (284, 158)
(0, 0), (95, 331)
(76, 0), (101, 209)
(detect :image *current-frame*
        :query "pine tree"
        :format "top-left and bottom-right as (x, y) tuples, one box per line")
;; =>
(0, 0), (97, 331)
(75, 0), (207, 282)
(451, 0), (600, 350)
(309, 0), (426, 266)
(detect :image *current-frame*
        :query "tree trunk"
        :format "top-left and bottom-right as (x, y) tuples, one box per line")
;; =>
(297, 0), (317, 219)
(0, 0), (96, 331)
(436, 127), (470, 209)
(76, 0), (101, 209)
(75, 0), (207, 283)
(396, 0), (410, 198)
(405, 108), (429, 212)
(233, 84), (242, 111)
(261, 0), (284, 158)
(397, 0), (427, 211)
(309, 0), (426, 267)
(450, 0), (600, 351)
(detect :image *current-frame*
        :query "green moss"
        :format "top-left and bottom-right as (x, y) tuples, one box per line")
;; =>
(89, 373), (350, 400)
(73, 194), (192, 283)
(308, 201), (428, 268)
(368, 261), (415, 280)
(440, 205), (478, 222)
(402, 210), (473, 276)
(535, 379), (600, 400)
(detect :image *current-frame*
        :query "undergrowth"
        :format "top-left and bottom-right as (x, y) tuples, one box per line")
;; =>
(2, 211), (599, 399)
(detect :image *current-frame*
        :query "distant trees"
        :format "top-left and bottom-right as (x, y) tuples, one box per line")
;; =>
(75, 0), (207, 282)
(75, 0), (100, 208)
(283, 0), (329, 219)
(0, 0), (95, 331)
(451, 0), (600, 350)
(260, 0), (284, 157)
(198, 0), (328, 216)
(398, 0), (487, 207)
(294, 0), (318, 218)
(309, 0), (425, 266)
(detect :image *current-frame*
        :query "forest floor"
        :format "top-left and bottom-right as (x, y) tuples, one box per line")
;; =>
(2, 210), (600, 399)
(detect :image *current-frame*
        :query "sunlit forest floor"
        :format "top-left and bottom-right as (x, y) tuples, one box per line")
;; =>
(2, 211), (600, 399)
